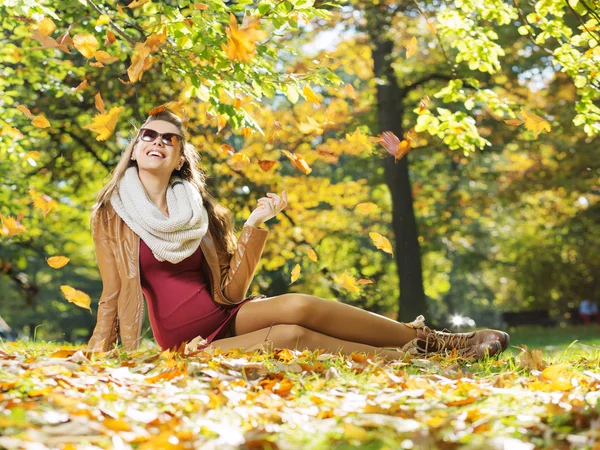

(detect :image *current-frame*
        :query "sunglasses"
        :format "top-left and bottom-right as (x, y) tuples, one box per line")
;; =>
(138, 128), (182, 147)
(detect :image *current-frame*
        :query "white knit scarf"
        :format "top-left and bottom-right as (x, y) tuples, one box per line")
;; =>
(110, 166), (209, 264)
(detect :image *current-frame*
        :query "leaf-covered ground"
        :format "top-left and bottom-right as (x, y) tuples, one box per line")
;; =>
(1, 326), (599, 450)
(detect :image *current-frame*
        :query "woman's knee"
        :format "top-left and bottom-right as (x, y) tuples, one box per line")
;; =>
(271, 324), (312, 349)
(281, 293), (322, 325)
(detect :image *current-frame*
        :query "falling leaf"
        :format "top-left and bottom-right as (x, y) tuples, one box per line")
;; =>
(542, 364), (574, 391)
(520, 108), (552, 137)
(30, 189), (59, 217)
(369, 232), (394, 255)
(257, 159), (276, 171)
(282, 150), (312, 174)
(94, 93), (105, 113)
(83, 106), (124, 141)
(379, 130), (413, 162)
(127, 42), (156, 83)
(221, 13), (267, 63)
(32, 115), (50, 128)
(227, 153), (250, 171)
(73, 34), (99, 59)
(0, 214), (27, 236)
(217, 114), (228, 133)
(60, 285), (92, 311)
(418, 95), (431, 114)
(357, 279), (373, 285)
(46, 256), (70, 269)
(96, 14), (111, 26)
(73, 79), (88, 92)
(145, 28), (167, 50)
(333, 270), (361, 294)
(291, 264), (301, 284)
(220, 144), (235, 156)
(298, 117), (324, 135)
(344, 83), (357, 100)
(94, 50), (119, 64)
(504, 118), (525, 126)
(37, 18), (56, 37)
(426, 20), (437, 34)
(16, 105), (34, 119)
(193, 3), (209, 10)
(127, 0), (151, 8)
(241, 127), (254, 137)
(302, 85), (320, 106)
(307, 248), (318, 262)
(355, 202), (379, 215)
(346, 129), (374, 153)
(406, 36), (418, 59)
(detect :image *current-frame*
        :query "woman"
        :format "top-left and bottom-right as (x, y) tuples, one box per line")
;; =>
(87, 110), (510, 361)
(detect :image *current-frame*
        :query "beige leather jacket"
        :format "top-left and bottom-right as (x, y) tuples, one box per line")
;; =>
(86, 202), (269, 352)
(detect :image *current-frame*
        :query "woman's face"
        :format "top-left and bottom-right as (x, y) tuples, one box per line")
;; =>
(132, 120), (184, 175)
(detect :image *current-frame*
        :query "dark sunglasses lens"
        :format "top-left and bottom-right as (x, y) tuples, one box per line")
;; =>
(162, 133), (178, 146)
(141, 129), (158, 141)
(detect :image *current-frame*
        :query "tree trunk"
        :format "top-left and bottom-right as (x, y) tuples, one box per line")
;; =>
(370, 38), (428, 322)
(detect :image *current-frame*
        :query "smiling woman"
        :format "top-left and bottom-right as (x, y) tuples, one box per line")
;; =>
(87, 109), (509, 361)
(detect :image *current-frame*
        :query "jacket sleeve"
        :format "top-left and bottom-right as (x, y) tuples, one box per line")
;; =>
(218, 224), (269, 304)
(87, 223), (121, 352)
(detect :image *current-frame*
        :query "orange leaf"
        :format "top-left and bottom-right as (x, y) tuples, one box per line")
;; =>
(105, 29), (116, 45)
(344, 83), (357, 100)
(504, 119), (525, 126)
(73, 79), (88, 92)
(220, 144), (235, 156)
(127, 0), (151, 8)
(227, 153), (250, 171)
(37, 18), (56, 37)
(217, 114), (228, 133)
(257, 159), (276, 171)
(94, 93), (105, 113)
(307, 248), (318, 262)
(222, 13), (267, 63)
(356, 279), (373, 285)
(94, 50), (119, 64)
(282, 150), (312, 174)
(16, 105), (34, 119)
(193, 3), (209, 10)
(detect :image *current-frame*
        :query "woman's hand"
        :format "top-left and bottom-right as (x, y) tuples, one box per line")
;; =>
(245, 190), (288, 227)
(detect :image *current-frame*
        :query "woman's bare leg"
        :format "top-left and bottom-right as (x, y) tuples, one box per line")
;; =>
(233, 294), (418, 348)
(208, 324), (405, 362)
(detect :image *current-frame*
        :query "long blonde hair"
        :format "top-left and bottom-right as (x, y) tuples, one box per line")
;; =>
(89, 110), (237, 255)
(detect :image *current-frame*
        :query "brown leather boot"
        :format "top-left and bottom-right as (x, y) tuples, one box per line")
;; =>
(398, 315), (510, 357)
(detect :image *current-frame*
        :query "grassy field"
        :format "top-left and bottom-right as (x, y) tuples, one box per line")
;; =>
(0, 326), (599, 449)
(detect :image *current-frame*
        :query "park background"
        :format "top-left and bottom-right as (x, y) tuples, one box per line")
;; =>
(0, 0), (598, 347)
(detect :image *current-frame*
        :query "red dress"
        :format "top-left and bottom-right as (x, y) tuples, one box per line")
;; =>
(139, 238), (250, 351)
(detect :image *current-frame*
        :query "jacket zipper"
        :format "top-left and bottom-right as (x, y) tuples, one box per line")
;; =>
(136, 235), (144, 347)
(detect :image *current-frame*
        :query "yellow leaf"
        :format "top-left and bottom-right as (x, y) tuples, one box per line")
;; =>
(298, 117), (324, 135)
(369, 232), (393, 255)
(426, 20), (437, 35)
(344, 83), (357, 100)
(343, 423), (368, 441)
(542, 364), (574, 391)
(333, 270), (361, 294)
(83, 106), (124, 141)
(30, 189), (59, 217)
(103, 418), (132, 431)
(73, 34), (99, 59)
(193, 3), (209, 10)
(96, 14), (111, 26)
(291, 264), (301, 284)
(302, 85), (320, 106)
(307, 248), (318, 262)
(217, 114), (228, 133)
(227, 153), (250, 171)
(345, 129), (374, 153)
(282, 150), (312, 174)
(520, 108), (551, 137)
(25, 151), (40, 163)
(406, 36), (418, 59)
(94, 50), (119, 64)
(241, 127), (254, 137)
(517, 345), (546, 371)
(60, 285), (92, 311)
(355, 202), (379, 215)
(0, 214), (27, 236)
(32, 115), (50, 128)
(37, 18), (56, 37)
(127, 42), (156, 83)
(222, 13), (267, 63)
(47, 256), (70, 269)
